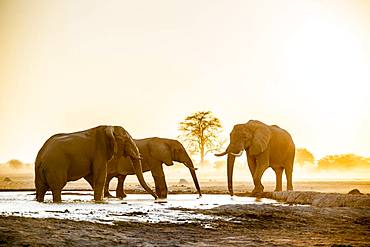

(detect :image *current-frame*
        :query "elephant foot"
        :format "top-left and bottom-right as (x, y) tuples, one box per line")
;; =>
(117, 193), (127, 199)
(104, 192), (115, 198)
(252, 186), (264, 196)
(154, 198), (167, 203)
(52, 190), (62, 203)
(158, 194), (167, 200)
(36, 195), (45, 203)
(94, 199), (108, 204)
(274, 188), (282, 192)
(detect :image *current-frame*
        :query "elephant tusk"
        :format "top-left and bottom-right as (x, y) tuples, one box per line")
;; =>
(184, 163), (198, 171)
(131, 154), (143, 160)
(214, 150), (228, 156)
(230, 150), (243, 157)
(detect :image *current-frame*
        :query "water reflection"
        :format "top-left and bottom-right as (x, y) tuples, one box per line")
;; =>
(0, 191), (279, 224)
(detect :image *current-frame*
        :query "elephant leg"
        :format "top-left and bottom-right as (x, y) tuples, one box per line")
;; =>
(152, 165), (167, 199)
(35, 168), (49, 202)
(116, 175), (127, 198)
(247, 155), (256, 176)
(36, 183), (49, 202)
(252, 157), (269, 194)
(104, 174), (114, 198)
(45, 170), (66, 203)
(285, 166), (294, 191)
(153, 175), (167, 199)
(93, 160), (107, 202)
(36, 187), (48, 202)
(153, 176), (162, 198)
(273, 167), (283, 192)
(247, 155), (256, 191)
(52, 190), (62, 203)
(284, 153), (294, 191)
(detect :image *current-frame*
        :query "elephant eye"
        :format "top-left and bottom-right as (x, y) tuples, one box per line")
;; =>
(242, 135), (249, 140)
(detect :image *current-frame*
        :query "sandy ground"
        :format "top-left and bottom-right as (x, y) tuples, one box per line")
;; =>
(0, 202), (369, 246)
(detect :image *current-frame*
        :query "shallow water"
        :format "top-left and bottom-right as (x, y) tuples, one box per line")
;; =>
(0, 191), (278, 224)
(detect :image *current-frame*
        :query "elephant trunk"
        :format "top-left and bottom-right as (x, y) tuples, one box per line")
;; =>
(130, 158), (157, 199)
(215, 144), (235, 196)
(183, 157), (202, 197)
(189, 168), (202, 197)
(227, 154), (235, 196)
(125, 138), (156, 198)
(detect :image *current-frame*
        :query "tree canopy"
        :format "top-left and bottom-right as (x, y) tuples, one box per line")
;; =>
(6, 159), (24, 170)
(179, 111), (224, 163)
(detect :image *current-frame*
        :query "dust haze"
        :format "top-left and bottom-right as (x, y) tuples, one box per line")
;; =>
(1, 153), (369, 192)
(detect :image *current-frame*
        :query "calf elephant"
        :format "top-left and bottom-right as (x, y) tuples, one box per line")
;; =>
(105, 137), (202, 199)
(215, 120), (295, 195)
(35, 125), (157, 202)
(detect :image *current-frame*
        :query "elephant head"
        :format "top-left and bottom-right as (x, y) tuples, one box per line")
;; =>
(148, 138), (202, 197)
(106, 126), (157, 199)
(105, 126), (139, 160)
(215, 120), (271, 196)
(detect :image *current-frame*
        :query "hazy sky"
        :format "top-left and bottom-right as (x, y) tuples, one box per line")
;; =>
(1, 0), (370, 163)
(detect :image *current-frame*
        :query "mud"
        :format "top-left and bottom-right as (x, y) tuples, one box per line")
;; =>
(0, 203), (369, 246)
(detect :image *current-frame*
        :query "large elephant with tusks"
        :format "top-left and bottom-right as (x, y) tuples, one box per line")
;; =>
(35, 125), (157, 202)
(215, 120), (295, 195)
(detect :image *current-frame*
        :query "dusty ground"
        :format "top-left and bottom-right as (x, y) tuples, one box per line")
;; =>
(0, 203), (369, 246)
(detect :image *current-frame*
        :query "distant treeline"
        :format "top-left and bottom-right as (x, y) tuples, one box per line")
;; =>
(317, 154), (370, 170)
(1, 151), (369, 172)
(0, 159), (33, 171)
(295, 148), (370, 170)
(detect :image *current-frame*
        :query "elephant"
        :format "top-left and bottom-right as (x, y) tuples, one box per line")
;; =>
(215, 120), (295, 195)
(34, 125), (157, 202)
(104, 137), (202, 199)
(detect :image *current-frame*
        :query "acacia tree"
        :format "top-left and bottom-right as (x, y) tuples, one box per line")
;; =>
(6, 159), (23, 170)
(179, 111), (223, 163)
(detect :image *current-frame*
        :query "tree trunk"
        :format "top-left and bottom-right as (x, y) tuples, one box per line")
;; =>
(200, 146), (205, 163)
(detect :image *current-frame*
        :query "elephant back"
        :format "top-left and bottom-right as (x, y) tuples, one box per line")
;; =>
(270, 125), (293, 139)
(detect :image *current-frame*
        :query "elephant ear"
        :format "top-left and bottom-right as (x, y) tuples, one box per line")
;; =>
(148, 139), (173, 165)
(105, 126), (118, 157)
(250, 125), (271, 155)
